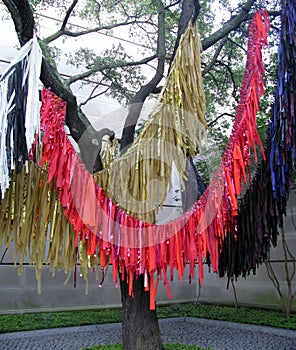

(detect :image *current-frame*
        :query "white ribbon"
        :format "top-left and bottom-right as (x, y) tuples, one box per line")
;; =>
(0, 35), (42, 199)
(24, 35), (42, 152)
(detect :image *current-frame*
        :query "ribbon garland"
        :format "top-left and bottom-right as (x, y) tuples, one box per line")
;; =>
(0, 9), (278, 310)
(34, 10), (270, 309)
(0, 161), (77, 294)
(219, 146), (279, 281)
(219, 0), (296, 282)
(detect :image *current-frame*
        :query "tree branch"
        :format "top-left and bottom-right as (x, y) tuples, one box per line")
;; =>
(202, 35), (228, 76)
(67, 54), (157, 85)
(3, 0), (34, 45)
(61, 0), (78, 30)
(165, 0), (182, 9)
(192, 0), (200, 24)
(207, 113), (235, 128)
(227, 37), (247, 54)
(79, 85), (111, 108)
(169, 0), (201, 68)
(44, 20), (153, 45)
(201, 0), (256, 51)
(216, 59), (239, 103)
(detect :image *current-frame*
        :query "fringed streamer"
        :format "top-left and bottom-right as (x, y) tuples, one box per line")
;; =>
(24, 36), (42, 157)
(219, 0), (296, 282)
(0, 162), (77, 289)
(0, 11), (269, 309)
(190, 9), (270, 272)
(0, 36), (42, 199)
(219, 140), (278, 280)
(94, 22), (207, 222)
(101, 137), (120, 168)
(269, 0), (296, 225)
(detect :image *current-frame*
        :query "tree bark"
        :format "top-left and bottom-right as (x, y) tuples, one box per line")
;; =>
(119, 2), (166, 347)
(169, 0), (201, 68)
(120, 274), (164, 350)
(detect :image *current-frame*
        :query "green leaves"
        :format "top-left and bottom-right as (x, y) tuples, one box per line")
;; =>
(27, 0), (282, 142)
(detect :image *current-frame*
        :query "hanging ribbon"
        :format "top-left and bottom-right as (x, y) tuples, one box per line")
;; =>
(269, 0), (296, 225)
(0, 35), (42, 199)
(94, 22), (207, 223)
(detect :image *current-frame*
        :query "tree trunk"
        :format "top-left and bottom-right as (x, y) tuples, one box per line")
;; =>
(120, 0), (166, 151)
(119, 2), (204, 348)
(120, 274), (164, 350)
(169, 0), (200, 69)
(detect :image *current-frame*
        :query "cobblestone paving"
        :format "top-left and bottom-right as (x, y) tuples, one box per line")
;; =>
(0, 317), (296, 349)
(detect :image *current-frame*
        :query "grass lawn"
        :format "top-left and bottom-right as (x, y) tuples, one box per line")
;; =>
(0, 302), (295, 334)
(1, 303), (294, 350)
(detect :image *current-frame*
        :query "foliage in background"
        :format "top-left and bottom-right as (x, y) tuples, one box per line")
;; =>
(26, 0), (281, 114)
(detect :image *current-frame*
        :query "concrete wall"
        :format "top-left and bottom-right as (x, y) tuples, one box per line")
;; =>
(198, 191), (296, 310)
(0, 193), (295, 314)
(0, 264), (197, 313)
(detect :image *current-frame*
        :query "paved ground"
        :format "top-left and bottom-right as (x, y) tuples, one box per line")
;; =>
(0, 317), (296, 349)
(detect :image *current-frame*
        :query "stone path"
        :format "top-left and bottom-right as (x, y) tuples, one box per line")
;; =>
(0, 317), (296, 349)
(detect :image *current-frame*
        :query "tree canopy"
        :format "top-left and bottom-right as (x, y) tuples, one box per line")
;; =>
(2, 0), (281, 167)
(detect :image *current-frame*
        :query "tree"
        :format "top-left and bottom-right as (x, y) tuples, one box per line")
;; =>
(1, 1), (281, 349)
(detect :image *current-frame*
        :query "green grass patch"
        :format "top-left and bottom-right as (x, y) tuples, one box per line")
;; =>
(157, 303), (296, 330)
(0, 303), (295, 334)
(82, 344), (210, 350)
(0, 307), (122, 333)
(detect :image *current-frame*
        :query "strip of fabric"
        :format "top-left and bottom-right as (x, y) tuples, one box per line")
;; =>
(270, 0), (296, 225)
(0, 35), (42, 199)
